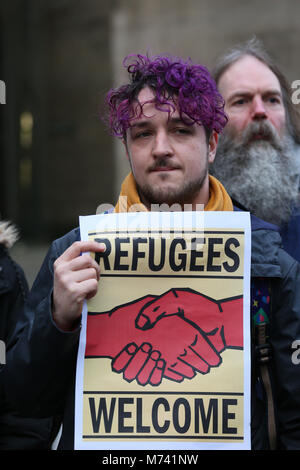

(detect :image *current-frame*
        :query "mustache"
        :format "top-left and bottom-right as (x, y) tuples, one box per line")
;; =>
(148, 158), (182, 172)
(235, 120), (283, 150)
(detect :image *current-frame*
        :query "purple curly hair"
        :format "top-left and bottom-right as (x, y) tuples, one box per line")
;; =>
(105, 54), (228, 139)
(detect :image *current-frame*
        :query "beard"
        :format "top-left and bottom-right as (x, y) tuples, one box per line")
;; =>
(133, 156), (209, 209)
(210, 121), (300, 226)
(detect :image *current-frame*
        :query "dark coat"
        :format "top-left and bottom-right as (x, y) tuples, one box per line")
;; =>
(280, 206), (300, 264)
(2, 213), (300, 450)
(0, 228), (55, 450)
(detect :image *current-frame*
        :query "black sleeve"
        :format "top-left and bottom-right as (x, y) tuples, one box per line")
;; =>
(271, 250), (300, 449)
(1, 229), (81, 418)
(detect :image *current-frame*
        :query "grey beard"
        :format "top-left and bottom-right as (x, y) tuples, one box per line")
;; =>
(211, 122), (300, 226)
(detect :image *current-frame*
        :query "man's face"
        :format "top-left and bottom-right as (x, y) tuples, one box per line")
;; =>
(125, 87), (217, 209)
(218, 55), (286, 140)
(211, 55), (300, 226)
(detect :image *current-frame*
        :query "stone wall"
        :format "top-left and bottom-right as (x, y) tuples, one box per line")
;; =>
(111, 0), (300, 191)
(1, 0), (299, 240)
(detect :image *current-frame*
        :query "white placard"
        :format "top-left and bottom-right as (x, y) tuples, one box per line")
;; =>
(75, 211), (251, 450)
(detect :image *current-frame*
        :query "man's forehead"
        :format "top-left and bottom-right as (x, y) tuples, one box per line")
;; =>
(136, 86), (157, 104)
(219, 55), (282, 98)
(130, 86), (182, 124)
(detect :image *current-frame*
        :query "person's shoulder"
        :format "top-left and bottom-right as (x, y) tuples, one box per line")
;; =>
(0, 222), (29, 294)
(52, 227), (80, 257)
(233, 202), (287, 278)
(233, 201), (280, 233)
(249, 212), (298, 280)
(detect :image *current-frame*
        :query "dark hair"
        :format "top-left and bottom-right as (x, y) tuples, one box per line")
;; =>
(105, 53), (228, 140)
(212, 37), (300, 144)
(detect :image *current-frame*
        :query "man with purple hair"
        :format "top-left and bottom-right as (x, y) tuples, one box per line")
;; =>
(210, 37), (300, 262)
(2, 53), (300, 450)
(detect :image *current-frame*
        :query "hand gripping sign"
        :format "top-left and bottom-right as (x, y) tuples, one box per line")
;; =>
(85, 288), (243, 386)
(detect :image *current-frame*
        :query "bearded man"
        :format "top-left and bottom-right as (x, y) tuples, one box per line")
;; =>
(211, 37), (300, 262)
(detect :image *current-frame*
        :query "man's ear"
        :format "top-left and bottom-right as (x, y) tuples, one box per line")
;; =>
(208, 130), (218, 164)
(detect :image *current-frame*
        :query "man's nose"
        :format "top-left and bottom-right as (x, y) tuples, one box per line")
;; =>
(251, 96), (268, 121)
(152, 131), (173, 158)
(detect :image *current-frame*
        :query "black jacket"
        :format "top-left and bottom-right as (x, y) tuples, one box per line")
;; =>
(0, 240), (55, 449)
(1, 213), (300, 450)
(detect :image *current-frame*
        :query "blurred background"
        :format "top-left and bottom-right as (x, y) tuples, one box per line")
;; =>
(1, 0), (300, 285)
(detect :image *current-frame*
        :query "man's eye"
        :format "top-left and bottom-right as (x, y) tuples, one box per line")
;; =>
(134, 131), (151, 139)
(173, 127), (191, 134)
(267, 96), (281, 104)
(232, 98), (247, 106)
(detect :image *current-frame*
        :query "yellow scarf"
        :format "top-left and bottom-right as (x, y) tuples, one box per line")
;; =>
(114, 172), (233, 213)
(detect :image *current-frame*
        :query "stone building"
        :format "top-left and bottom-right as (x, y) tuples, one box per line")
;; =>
(1, 0), (299, 241)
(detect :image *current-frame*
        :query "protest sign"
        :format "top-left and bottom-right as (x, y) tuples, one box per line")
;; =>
(75, 211), (251, 450)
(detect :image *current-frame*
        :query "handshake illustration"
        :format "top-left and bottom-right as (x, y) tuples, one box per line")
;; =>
(85, 288), (243, 386)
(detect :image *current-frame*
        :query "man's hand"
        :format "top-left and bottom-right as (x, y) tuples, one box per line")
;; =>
(112, 342), (166, 386)
(52, 241), (105, 331)
(86, 294), (223, 383)
(136, 288), (243, 350)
